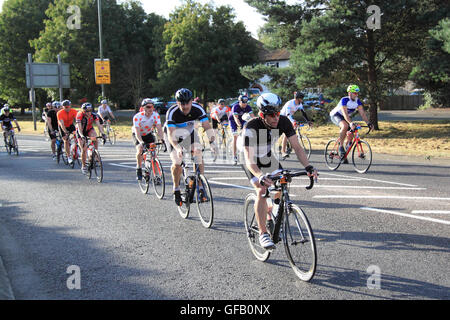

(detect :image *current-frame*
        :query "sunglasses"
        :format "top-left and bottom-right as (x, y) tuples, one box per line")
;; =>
(144, 105), (154, 109)
(265, 112), (280, 118)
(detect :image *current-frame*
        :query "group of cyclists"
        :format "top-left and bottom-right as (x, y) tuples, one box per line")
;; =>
(2, 84), (373, 250)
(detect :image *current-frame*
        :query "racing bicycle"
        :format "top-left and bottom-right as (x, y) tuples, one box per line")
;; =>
(103, 119), (116, 145)
(85, 136), (104, 183)
(176, 147), (214, 228)
(3, 127), (19, 156)
(243, 169), (316, 281)
(138, 142), (165, 199)
(324, 124), (372, 173)
(55, 131), (68, 165)
(279, 122), (312, 160)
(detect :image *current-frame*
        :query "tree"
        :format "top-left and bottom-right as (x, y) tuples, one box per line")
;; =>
(411, 17), (450, 108)
(30, 0), (166, 107)
(154, 0), (258, 106)
(0, 0), (52, 106)
(246, 0), (448, 129)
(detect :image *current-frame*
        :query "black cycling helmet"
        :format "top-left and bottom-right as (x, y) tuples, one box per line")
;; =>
(175, 88), (193, 103)
(141, 98), (154, 106)
(295, 91), (304, 99)
(256, 93), (282, 115)
(62, 100), (71, 107)
(81, 102), (93, 111)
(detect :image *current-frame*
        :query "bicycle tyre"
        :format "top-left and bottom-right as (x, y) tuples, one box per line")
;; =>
(138, 161), (150, 194)
(6, 136), (12, 155)
(243, 193), (271, 262)
(298, 134), (311, 159)
(196, 174), (214, 228)
(90, 149), (103, 183)
(283, 204), (317, 282)
(111, 128), (116, 145)
(352, 140), (372, 174)
(324, 139), (341, 171)
(56, 142), (62, 164)
(151, 158), (165, 199)
(177, 175), (191, 219)
(12, 135), (19, 156)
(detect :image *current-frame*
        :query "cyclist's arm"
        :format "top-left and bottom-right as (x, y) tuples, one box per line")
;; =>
(233, 114), (242, 128)
(341, 106), (352, 124)
(243, 145), (264, 180)
(95, 118), (105, 135)
(201, 120), (215, 143)
(167, 126), (182, 153)
(300, 109), (311, 122)
(58, 119), (68, 134)
(134, 127), (145, 145)
(155, 123), (164, 141)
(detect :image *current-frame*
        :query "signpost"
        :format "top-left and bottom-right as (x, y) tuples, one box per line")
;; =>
(25, 54), (70, 130)
(94, 59), (111, 85)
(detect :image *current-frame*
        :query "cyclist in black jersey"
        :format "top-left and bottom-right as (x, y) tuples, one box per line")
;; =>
(164, 88), (216, 206)
(241, 93), (318, 249)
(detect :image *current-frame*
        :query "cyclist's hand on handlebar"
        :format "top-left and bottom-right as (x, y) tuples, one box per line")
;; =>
(305, 165), (318, 182)
(367, 122), (374, 130)
(259, 173), (274, 187)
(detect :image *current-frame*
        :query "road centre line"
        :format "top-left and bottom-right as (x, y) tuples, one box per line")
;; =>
(411, 210), (450, 214)
(209, 177), (361, 181)
(315, 195), (450, 201)
(320, 172), (419, 187)
(109, 163), (242, 174)
(208, 180), (253, 191)
(361, 207), (450, 225)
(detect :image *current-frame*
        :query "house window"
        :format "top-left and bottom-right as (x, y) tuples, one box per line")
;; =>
(266, 62), (279, 68)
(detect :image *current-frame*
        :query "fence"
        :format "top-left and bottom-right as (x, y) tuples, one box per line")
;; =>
(379, 95), (424, 110)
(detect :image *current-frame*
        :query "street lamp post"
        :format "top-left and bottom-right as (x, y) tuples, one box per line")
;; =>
(97, 0), (105, 99)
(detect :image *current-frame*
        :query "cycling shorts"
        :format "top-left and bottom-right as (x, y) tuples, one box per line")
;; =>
(132, 132), (155, 146)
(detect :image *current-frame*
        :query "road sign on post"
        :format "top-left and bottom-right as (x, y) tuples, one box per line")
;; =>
(94, 59), (111, 84)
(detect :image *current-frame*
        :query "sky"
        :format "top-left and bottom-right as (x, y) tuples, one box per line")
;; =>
(0, 0), (268, 38)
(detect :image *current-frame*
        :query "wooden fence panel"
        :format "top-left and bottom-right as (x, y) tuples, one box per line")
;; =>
(380, 95), (424, 110)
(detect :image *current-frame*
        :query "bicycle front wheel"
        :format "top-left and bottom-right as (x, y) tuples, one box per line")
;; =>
(324, 139), (341, 171)
(196, 174), (214, 228)
(352, 140), (372, 173)
(109, 128), (116, 145)
(298, 134), (311, 159)
(138, 162), (150, 194)
(243, 193), (271, 262)
(151, 158), (165, 199)
(89, 150), (103, 183)
(283, 204), (317, 282)
(177, 177), (191, 219)
(12, 136), (19, 156)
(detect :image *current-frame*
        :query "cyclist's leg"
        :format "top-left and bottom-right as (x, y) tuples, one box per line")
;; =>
(77, 132), (88, 169)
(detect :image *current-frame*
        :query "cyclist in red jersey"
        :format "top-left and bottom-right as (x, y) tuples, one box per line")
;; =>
(76, 102), (106, 174)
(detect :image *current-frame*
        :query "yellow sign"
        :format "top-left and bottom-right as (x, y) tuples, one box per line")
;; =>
(94, 59), (111, 84)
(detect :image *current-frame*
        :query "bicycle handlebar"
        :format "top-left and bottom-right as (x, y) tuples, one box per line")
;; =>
(263, 170), (314, 191)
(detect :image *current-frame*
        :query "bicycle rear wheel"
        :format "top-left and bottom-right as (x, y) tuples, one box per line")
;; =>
(196, 174), (213, 228)
(12, 136), (19, 156)
(243, 193), (271, 262)
(151, 158), (165, 199)
(138, 161), (150, 194)
(283, 204), (317, 282)
(352, 140), (372, 173)
(324, 139), (341, 171)
(177, 177), (191, 219)
(89, 149), (103, 183)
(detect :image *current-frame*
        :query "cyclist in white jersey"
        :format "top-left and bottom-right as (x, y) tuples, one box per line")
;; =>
(279, 91), (313, 157)
(98, 99), (116, 124)
(133, 98), (165, 180)
(210, 99), (231, 136)
(330, 84), (373, 162)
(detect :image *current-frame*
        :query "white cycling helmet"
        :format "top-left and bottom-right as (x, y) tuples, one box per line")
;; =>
(256, 93), (282, 115)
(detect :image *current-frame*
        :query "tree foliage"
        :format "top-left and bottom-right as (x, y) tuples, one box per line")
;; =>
(154, 0), (258, 105)
(0, 0), (52, 106)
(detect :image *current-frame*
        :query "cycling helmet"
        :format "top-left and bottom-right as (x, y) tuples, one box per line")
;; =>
(238, 94), (249, 103)
(141, 98), (154, 106)
(3, 103), (10, 110)
(52, 101), (61, 108)
(218, 99), (225, 104)
(347, 85), (360, 93)
(257, 93), (282, 115)
(101, 99), (108, 104)
(81, 102), (93, 111)
(62, 100), (71, 107)
(175, 88), (193, 103)
(295, 91), (305, 99)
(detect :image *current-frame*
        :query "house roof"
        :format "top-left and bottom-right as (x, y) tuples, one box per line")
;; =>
(252, 39), (291, 62)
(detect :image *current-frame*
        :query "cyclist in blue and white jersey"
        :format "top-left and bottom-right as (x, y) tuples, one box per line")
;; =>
(229, 94), (255, 165)
(0, 104), (21, 146)
(279, 91), (313, 157)
(330, 84), (373, 162)
(164, 88), (216, 206)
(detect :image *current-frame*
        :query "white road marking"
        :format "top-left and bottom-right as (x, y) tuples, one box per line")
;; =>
(411, 210), (450, 214)
(321, 172), (419, 187)
(291, 185), (426, 190)
(361, 207), (450, 225)
(208, 180), (253, 191)
(314, 195), (450, 201)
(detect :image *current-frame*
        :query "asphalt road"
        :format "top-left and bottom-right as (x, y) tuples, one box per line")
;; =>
(0, 135), (449, 300)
